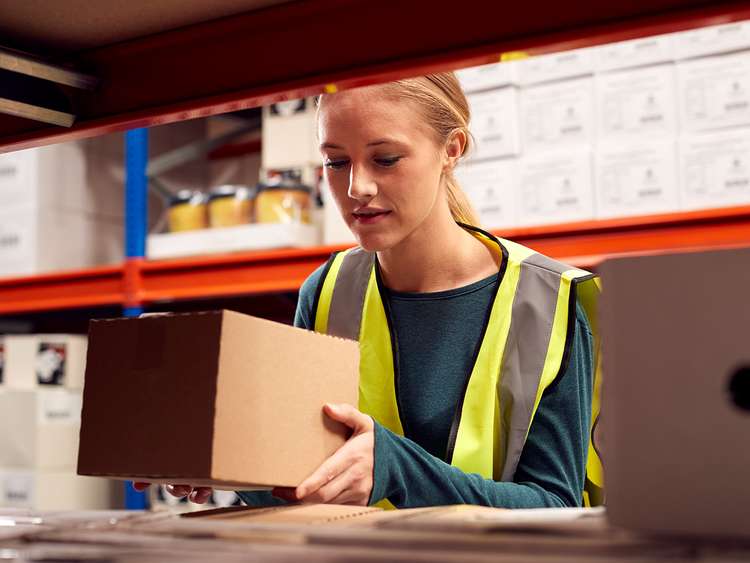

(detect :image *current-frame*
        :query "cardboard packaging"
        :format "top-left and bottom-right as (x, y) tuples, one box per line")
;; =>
(456, 61), (519, 93)
(679, 129), (750, 211)
(0, 204), (122, 277)
(262, 98), (322, 170)
(594, 33), (675, 72)
(454, 158), (518, 230)
(520, 78), (594, 153)
(321, 179), (357, 246)
(595, 141), (679, 219)
(0, 468), (114, 510)
(677, 51), (750, 133)
(77, 310), (360, 489)
(518, 150), (595, 227)
(467, 87), (522, 160)
(0, 388), (82, 470)
(0, 143), (121, 218)
(2, 334), (87, 389)
(595, 64), (677, 140)
(674, 20), (750, 60)
(517, 47), (594, 85)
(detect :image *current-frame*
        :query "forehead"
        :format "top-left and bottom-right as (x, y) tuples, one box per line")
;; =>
(317, 86), (430, 143)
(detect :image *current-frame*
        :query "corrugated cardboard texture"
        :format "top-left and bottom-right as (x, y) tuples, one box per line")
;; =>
(78, 312), (222, 479)
(211, 311), (359, 486)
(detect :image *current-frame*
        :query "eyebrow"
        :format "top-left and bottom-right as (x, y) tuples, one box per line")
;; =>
(319, 138), (403, 150)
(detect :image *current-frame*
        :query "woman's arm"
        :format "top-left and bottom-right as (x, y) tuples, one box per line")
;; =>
(370, 305), (593, 508)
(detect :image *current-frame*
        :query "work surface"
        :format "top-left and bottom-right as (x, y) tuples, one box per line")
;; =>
(1, 504), (749, 562)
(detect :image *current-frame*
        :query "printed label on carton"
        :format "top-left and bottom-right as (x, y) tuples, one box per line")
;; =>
(2, 473), (33, 507)
(36, 342), (66, 386)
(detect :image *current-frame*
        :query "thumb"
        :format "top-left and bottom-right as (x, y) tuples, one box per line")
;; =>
(324, 403), (371, 433)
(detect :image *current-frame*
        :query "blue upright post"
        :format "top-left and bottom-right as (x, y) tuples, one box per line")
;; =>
(123, 128), (149, 510)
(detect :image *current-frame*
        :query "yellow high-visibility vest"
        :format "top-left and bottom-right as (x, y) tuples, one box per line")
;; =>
(313, 225), (604, 508)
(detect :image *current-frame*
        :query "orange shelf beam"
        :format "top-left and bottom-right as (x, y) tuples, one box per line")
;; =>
(0, 265), (123, 315)
(1, 206), (750, 315)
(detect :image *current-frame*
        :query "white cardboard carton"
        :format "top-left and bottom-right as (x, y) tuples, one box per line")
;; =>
(262, 98), (322, 169)
(594, 33), (675, 72)
(0, 205), (122, 277)
(321, 179), (356, 246)
(521, 78), (594, 152)
(517, 48), (595, 85)
(677, 51), (750, 132)
(467, 87), (522, 160)
(456, 61), (519, 93)
(0, 388), (82, 470)
(454, 158), (518, 230)
(2, 334), (87, 389)
(679, 129), (750, 210)
(518, 150), (595, 227)
(0, 144), (122, 219)
(674, 21), (750, 59)
(595, 64), (677, 140)
(0, 469), (113, 510)
(595, 141), (680, 219)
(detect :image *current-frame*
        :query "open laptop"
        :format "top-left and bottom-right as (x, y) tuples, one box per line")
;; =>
(599, 246), (750, 538)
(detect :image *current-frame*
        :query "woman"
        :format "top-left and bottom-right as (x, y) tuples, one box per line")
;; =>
(140, 72), (602, 509)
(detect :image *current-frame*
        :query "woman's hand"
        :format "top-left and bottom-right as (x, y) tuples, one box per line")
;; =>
(131, 482), (213, 504)
(273, 403), (375, 506)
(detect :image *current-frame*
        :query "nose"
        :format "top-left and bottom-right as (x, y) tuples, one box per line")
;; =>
(348, 163), (377, 201)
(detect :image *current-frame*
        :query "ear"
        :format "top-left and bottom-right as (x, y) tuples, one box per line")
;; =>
(443, 129), (467, 173)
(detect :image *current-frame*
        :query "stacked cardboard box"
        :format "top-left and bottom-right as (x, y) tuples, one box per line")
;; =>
(0, 144), (123, 278)
(0, 334), (115, 510)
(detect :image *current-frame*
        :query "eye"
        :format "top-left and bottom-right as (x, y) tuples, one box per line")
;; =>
(374, 156), (402, 168)
(324, 159), (349, 170)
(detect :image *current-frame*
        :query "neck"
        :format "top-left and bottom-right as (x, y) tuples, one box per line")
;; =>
(376, 205), (499, 293)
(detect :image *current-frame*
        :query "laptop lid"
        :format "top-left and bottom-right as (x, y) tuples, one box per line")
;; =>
(600, 246), (750, 538)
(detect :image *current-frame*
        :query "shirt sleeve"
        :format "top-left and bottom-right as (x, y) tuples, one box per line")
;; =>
(368, 302), (594, 508)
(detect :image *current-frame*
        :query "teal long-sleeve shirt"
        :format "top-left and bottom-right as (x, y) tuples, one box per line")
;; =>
(238, 260), (593, 509)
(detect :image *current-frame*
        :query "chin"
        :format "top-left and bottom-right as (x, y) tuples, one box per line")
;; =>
(352, 230), (397, 253)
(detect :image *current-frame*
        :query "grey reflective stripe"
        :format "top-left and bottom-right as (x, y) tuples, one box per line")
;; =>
(498, 253), (564, 481)
(326, 248), (375, 340)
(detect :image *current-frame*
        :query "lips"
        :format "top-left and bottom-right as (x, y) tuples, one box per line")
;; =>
(352, 208), (392, 224)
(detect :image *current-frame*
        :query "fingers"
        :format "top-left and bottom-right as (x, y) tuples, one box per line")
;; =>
(324, 403), (373, 433)
(295, 447), (351, 500)
(189, 487), (213, 504)
(166, 484), (193, 498)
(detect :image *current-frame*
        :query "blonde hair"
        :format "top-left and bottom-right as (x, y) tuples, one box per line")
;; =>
(319, 73), (479, 226)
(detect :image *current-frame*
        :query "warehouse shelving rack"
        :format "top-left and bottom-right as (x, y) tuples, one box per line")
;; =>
(3, 0), (750, 508)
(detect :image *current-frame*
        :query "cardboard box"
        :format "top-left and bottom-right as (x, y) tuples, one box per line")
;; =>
(262, 98), (322, 170)
(0, 468), (114, 510)
(321, 179), (357, 246)
(146, 222), (319, 260)
(518, 150), (595, 227)
(0, 388), (82, 470)
(679, 129), (750, 210)
(674, 20), (750, 59)
(595, 64), (677, 140)
(2, 334), (87, 389)
(521, 77), (594, 153)
(0, 143), (122, 218)
(456, 61), (518, 93)
(677, 51), (750, 133)
(453, 158), (518, 230)
(467, 87), (521, 159)
(595, 141), (679, 219)
(77, 310), (360, 489)
(0, 204), (123, 277)
(517, 47), (594, 85)
(594, 33), (675, 72)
